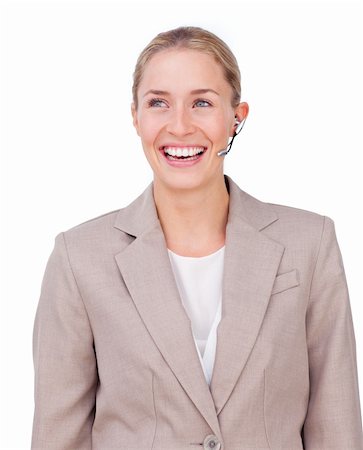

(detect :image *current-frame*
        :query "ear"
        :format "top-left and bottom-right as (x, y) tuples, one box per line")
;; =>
(232, 102), (249, 134)
(131, 102), (140, 136)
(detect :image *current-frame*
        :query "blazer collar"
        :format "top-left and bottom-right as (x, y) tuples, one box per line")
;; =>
(113, 174), (284, 441)
(114, 174), (279, 236)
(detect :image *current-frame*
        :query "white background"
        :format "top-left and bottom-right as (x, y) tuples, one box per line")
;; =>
(1, 0), (362, 448)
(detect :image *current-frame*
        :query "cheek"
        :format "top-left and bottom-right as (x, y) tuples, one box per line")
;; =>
(137, 114), (165, 145)
(200, 114), (230, 142)
(201, 107), (231, 131)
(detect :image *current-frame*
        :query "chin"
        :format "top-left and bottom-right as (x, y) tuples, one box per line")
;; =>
(155, 172), (207, 191)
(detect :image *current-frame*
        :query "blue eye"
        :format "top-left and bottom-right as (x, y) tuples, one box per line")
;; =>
(194, 99), (212, 107)
(148, 98), (167, 107)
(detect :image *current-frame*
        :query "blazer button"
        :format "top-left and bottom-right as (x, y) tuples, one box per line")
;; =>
(203, 434), (221, 450)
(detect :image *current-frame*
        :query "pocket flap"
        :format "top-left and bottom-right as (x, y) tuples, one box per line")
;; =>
(271, 268), (300, 295)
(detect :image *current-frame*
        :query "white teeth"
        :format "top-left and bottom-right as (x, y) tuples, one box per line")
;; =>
(163, 146), (205, 157)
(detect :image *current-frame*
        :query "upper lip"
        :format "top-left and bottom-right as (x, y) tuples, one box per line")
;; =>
(159, 144), (207, 150)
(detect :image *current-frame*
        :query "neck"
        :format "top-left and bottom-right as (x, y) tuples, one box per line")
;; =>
(153, 175), (230, 257)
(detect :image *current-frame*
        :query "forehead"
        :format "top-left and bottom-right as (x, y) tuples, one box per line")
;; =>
(139, 48), (229, 96)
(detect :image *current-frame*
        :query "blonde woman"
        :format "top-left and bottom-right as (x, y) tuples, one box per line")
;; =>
(31, 26), (363, 449)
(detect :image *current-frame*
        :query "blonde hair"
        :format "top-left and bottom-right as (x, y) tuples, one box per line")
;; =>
(132, 26), (241, 110)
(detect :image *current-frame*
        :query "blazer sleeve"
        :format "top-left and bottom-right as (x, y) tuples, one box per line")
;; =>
(31, 232), (98, 450)
(302, 216), (363, 449)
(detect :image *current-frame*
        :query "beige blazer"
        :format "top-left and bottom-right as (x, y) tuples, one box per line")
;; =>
(31, 174), (363, 450)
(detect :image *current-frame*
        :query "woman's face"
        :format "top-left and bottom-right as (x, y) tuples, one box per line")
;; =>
(132, 48), (248, 191)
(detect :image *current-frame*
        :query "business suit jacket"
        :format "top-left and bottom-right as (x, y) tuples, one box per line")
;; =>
(31, 174), (363, 450)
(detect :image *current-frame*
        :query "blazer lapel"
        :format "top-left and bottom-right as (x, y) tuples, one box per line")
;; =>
(209, 177), (285, 414)
(113, 182), (222, 437)
(113, 174), (285, 433)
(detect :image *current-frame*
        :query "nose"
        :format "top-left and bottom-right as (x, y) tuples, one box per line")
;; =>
(166, 106), (196, 136)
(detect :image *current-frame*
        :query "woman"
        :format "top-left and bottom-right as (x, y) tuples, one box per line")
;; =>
(31, 26), (363, 449)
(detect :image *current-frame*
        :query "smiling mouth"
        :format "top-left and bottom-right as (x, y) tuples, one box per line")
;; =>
(160, 146), (207, 161)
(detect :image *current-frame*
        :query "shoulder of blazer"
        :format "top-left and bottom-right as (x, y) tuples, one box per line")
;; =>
(236, 187), (330, 260)
(58, 207), (129, 264)
(62, 208), (123, 238)
(267, 200), (327, 222)
(238, 187), (328, 232)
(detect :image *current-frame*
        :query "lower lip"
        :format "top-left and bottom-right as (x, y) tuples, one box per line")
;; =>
(160, 148), (207, 167)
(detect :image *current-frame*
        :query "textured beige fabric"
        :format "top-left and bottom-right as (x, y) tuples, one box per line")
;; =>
(31, 174), (363, 449)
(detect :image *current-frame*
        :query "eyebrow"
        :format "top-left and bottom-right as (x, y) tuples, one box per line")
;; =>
(142, 88), (220, 98)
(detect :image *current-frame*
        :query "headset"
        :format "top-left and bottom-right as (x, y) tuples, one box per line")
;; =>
(217, 115), (247, 157)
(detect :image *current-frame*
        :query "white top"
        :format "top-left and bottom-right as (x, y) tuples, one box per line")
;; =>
(167, 246), (225, 386)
